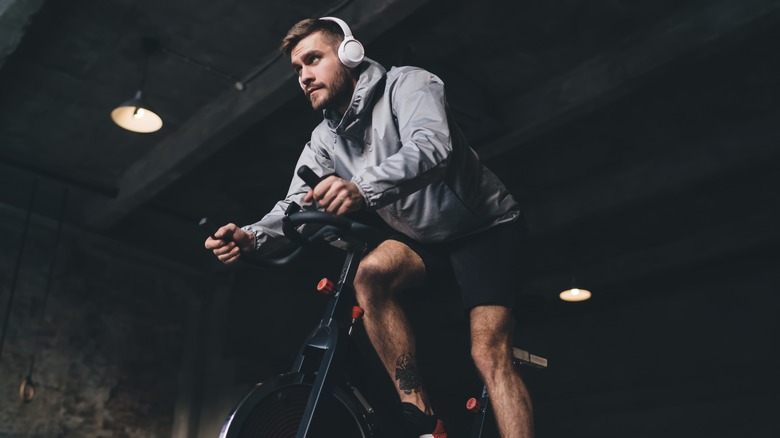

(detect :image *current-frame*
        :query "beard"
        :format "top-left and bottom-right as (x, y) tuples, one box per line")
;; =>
(310, 65), (353, 112)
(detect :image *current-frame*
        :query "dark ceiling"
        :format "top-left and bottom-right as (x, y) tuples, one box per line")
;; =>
(2, 0), (780, 302)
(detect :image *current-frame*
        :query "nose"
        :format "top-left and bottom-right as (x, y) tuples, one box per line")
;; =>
(299, 66), (314, 89)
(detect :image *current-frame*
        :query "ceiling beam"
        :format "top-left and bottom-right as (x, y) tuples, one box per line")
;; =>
(0, 0), (45, 69)
(478, 0), (780, 161)
(85, 0), (433, 229)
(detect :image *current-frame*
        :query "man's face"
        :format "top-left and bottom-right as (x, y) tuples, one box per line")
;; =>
(291, 31), (355, 113)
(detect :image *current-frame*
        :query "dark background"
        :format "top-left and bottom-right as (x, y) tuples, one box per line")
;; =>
(1, 0), (778, 436)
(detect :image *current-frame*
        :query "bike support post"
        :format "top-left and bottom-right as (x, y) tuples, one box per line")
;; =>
(294, 245), (365, 438)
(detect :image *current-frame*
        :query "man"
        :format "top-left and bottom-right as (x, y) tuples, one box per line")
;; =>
(205, 17), (534, 438)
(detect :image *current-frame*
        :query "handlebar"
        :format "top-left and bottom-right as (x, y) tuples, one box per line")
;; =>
(281, 210), (381, 247)
(200, 165), (380, 268)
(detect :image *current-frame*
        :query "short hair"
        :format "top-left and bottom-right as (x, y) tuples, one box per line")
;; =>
(279, 18), (344, 57)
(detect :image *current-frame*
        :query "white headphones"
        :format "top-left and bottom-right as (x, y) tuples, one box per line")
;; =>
(319, 16), (365, 68)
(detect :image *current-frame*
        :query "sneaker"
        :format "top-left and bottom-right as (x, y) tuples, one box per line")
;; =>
(400, 402), (448, 438)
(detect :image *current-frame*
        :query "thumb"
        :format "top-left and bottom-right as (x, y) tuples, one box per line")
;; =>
(303, 189), (314, 202)
(217, 223), (237, 239)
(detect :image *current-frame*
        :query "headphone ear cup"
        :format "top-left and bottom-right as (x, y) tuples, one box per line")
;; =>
(339, 37), (364, 68)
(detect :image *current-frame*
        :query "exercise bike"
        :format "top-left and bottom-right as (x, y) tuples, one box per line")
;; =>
(201, 166), (547, 438)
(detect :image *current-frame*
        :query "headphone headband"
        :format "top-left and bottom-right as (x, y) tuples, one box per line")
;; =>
(319, 16), (364, 68)
(320, 16), (353, 38)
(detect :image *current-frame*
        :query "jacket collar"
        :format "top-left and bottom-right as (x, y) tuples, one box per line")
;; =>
(324, 57), (386, 140)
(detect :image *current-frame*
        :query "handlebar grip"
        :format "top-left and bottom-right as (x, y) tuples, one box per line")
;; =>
(297, 165), (323, 188)
(298, 165), (336, 188)
(199, 215), (309, 268)
(199, 217), (229, 241)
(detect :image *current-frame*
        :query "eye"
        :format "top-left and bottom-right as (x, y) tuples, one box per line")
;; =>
(305, 54), (322, 67)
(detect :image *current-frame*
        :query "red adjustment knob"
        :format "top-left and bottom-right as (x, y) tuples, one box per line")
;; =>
(466, 397), (481, 413)
(316, 278), (334, 295)
(351, 306), (364, 320)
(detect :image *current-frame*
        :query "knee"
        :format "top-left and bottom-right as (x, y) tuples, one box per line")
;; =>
(353, 258), (394, 307)
(471, 339), (511, 377)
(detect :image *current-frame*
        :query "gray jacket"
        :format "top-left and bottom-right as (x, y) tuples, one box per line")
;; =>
(243, 58), (520, 252)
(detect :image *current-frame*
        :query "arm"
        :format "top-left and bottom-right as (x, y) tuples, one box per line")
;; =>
(241, 141), (334, 254)
(205, 142), (334, 264)
(351, 69), (453, 209)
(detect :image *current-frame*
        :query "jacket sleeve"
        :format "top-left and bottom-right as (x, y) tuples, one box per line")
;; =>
(350, 69), (452, 209)
(240, 141), (334, 254)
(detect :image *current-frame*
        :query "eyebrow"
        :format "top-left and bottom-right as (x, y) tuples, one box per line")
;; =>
(291, 49), (323, 71)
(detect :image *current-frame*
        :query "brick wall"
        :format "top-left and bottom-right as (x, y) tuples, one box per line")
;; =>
(0, 206), (213, 438)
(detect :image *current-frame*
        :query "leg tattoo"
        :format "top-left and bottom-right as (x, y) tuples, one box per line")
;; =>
(395, 353), (423, 394)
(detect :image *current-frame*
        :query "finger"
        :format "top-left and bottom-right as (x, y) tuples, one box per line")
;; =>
(206, 236), (230, 250)
(216, 224), (236, 240)
(336, 200), (355, 216)
(312, 180), (330, 203)
(319, 187), (336, 209)
(218, 246), (240, 263)
(321, 179), (348, 208)
(303, 189), (314, 202)
(315, 176), (342, 200)
(327, 190), (350, 215)
(322, 187), (342, 213)
(223, 250), (242, 265)
(213, 241), (236, 256)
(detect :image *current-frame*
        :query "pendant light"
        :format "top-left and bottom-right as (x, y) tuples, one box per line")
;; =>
(111, 38), (163, 133)
(559, 276), (592, 302)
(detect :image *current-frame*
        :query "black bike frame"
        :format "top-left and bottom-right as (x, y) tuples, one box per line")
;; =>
(290, 239), (367, 438)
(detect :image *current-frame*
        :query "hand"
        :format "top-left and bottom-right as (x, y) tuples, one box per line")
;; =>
(304, 175), (365, 215)
(204, 223), (253, 265)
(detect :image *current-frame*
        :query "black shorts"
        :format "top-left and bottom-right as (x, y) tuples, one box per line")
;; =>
(388, 218), (529, 311)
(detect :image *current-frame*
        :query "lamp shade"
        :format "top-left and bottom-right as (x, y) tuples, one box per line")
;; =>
(111, 90), (162, 133)
(559, 287), (591, 302)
